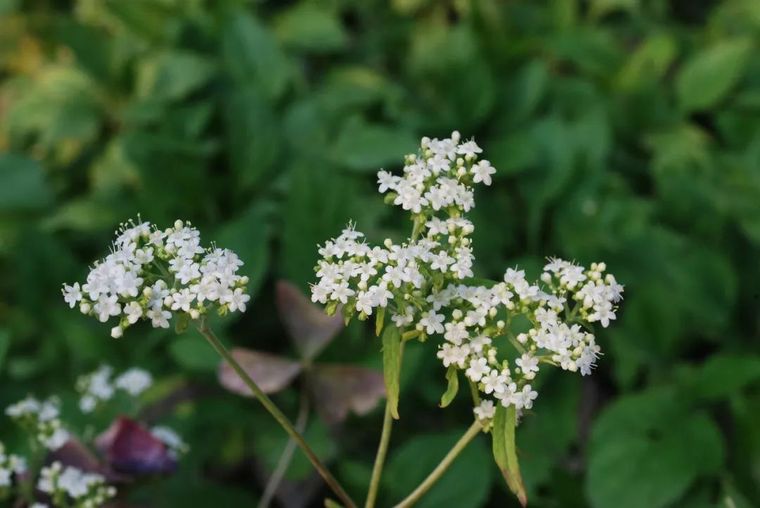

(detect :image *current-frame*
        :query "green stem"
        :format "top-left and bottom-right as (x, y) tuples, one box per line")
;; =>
(196, 321), (356, 508)
(393, 421), (482, 508)
(365, 341), (405, 508)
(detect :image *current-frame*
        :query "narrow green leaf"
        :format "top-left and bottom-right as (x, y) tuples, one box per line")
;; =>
(439, 366), (459, 408)
(492, 405), (527, 506)
(0, 329), (10, 375)
(375, 307), (385, 337)
(324, 500), (342, 508)
(381, 325), (403, 420)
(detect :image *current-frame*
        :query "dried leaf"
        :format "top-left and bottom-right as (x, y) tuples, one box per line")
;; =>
(308, 364), (385, 424)
(276, 280), (343, 360)
(96, 417), (176, 476)
(219, 347), (302, 396)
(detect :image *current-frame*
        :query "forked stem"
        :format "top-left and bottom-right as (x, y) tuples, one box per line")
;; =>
(196, 320), (356, 508)
(392, 421), (482, 508)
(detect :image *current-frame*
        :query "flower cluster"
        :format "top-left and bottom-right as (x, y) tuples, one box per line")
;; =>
(0, 442), (26, 492)
(151, 426), (189, 458)
(62, 219), (250, 338)
(37, 462), (115, 508)
(311, 133), (624, 422)
(76, 365), (153, 413)
(5, 397), (69, 450)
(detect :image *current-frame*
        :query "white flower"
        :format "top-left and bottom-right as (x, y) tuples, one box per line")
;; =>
(466, 357), (490, 382)
(471, 160), (495, 185)
(457, 140), (482, 158)
(515, 353), (539, 380)
(473, 400), (496, 420)
(62, 283), (82, 308)
(115, 368), (153, 396)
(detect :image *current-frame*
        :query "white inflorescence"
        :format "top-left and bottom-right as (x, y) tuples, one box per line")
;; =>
(0, 442), (26, 489)
(62, 219), (250, 339)
(37, 462), (115, 507)
(76, 365), (154, 413)
(151, 426), (190, 458)
(5, 397), (70, 451)
(311, 132), (624, 421)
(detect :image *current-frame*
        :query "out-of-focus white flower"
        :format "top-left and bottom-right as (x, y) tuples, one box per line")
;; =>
(63, 219), (249, 337)
(38, 462), (115, 506)
(151, 426), (189, 457)
(5, 397), (69, 451)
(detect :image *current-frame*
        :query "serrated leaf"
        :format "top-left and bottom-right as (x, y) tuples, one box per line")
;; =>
(439, 366), (459, 408)
(381, 325), (402, 420)
(308, 364), (385, 424)
(218, 348), (302, 395)
(276, 280), (343, 360)
(676, 38), (753, 112)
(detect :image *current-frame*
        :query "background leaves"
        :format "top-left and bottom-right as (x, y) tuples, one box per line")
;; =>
(1, 0), (759, 507)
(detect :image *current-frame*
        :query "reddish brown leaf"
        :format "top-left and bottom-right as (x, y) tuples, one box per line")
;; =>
(96, 417), (176, 475)
(219, 348), (302, 396)
(308, 364), (386, 424)
(276, 280), (343, 360)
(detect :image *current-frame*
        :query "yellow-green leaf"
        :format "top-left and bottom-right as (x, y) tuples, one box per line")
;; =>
(381, 324), (403, 420)
(375, 306), (385, 337)
(492, 405), (527, 506)
(439, 366), (459, 408)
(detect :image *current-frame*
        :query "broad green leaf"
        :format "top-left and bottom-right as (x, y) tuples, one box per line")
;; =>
(616, 34), (677, 90)
(136, 51), (215, 101)
(274, 3), (347, 53)
(587, 389), (725, 508)
(332, 117), (417, 171)
(384, 430), (491, 508)
(381, 325), (402, 420)
(0, 154), (52, 212)
(439, 366), (459, 408)
(221, 10), (291, 100)
(676, 38), (753, 112)
(169, 335), (219, 372)
(690, 354), (760, 400)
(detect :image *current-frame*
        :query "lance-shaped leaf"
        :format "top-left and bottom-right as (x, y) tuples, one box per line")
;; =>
(96, 417), (176, 476)
(219, 348), (302, 396)
(439, 366), (459, 408)
(492, 405), (527, 507)
(308, 364), (385, 424)
(276, 280), (343, 360)
(381, 325), (403, 419)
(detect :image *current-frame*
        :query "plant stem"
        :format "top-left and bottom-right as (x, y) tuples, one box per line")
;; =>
(196, 321), (356, 508)
(258, 389), (310, 508)
(365, 341), (405, 508)
(393, 421), (482, 508)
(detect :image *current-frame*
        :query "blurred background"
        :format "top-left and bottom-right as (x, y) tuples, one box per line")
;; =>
(1, 0), (759, 507)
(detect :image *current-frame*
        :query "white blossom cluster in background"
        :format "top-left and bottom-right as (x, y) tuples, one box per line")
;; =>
(311, 133), (624, 423)
(76, 365), (153, 413)
(151, 426), (190, 458)
(5, 397), (69, 450)
(0, 442), (26, 491)
(62, 219), (250, 339)
(37, 462), (115, 508)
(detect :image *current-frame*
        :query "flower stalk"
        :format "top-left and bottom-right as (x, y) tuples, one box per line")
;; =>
(196, 319), (356, 508)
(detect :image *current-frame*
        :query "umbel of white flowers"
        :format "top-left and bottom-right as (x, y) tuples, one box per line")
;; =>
(311, 132), (624, 423)
(62, 219), (250, 338)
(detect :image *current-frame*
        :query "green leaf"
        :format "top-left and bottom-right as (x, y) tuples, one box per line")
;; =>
(381, 325), (402, 420)
(676, 38), (753, 112)
(214, 203), (271, 298)
(221, 9), (291, 100)
(375, 306), (385, 337)
(384, 430), (491, 508)
(439, 366), (459, 408)
(492, 405), (527, 506)
(587, 389), (725, 508)
(136, 51), (215, 101)
(0, 329), (9, 375)
(169, 335), (219, 372)
(690, 354), (760, 400)
(0, 154), (53, 212)
(274, 3), (347, 53)
(332, 117), (417, 171)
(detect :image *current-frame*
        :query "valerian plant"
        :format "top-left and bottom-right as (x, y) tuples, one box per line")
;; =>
(58, 133), (623, 507)
(311, 132), (624, 506)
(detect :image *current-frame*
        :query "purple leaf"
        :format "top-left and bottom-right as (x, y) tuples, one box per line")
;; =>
(96, 417), (176, 475)
(276, 280), (343, 360)
(219, 348), (302, 396)
(308, 364), (386, 424)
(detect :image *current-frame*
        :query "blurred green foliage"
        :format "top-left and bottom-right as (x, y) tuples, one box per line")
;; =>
(1, 0), (760, 507)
